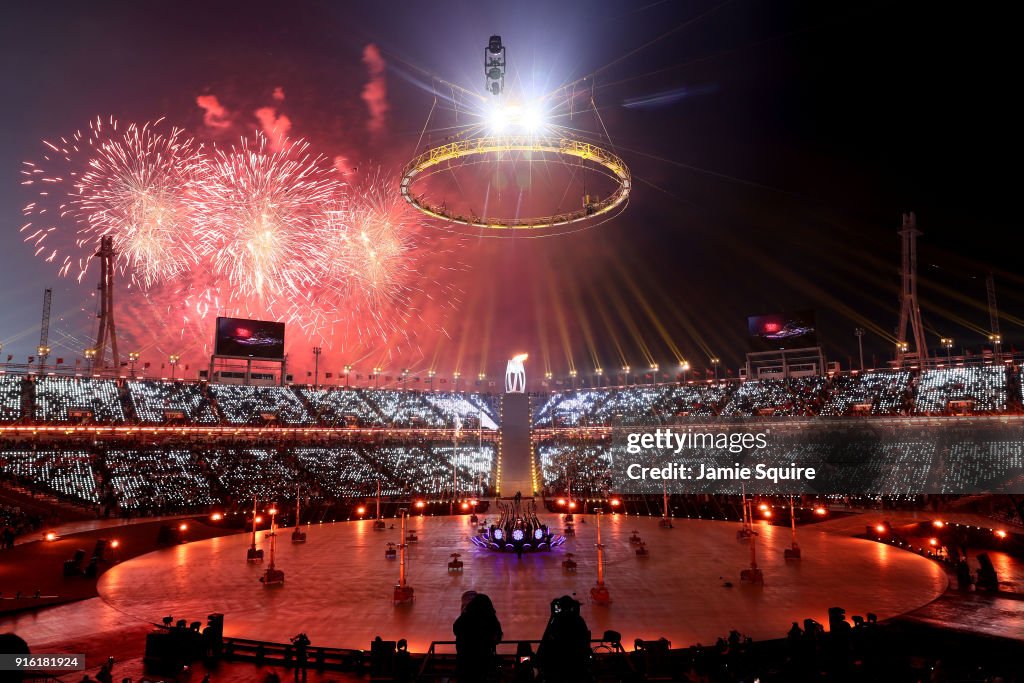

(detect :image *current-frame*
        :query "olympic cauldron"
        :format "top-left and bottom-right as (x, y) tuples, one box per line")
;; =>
(471, 496), (565, 552)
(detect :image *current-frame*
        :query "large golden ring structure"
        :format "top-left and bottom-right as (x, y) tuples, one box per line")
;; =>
(399, 136), (631, 230)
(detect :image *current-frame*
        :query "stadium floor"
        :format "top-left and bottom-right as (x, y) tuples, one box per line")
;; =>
(84, 515), (950, 652)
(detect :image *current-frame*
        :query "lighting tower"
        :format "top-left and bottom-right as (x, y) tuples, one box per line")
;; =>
(38, 288), (52, 371)
(93, 236), (120, 369)
(986, 273), (1002, 361)
(896, 212), (927, 365)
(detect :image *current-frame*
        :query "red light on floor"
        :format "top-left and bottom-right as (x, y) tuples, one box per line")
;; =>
(356, 506), (366, 515)
(995, 530), (1008, 539)
(814, 507), (827, 516)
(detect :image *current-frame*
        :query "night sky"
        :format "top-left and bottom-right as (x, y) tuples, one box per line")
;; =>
(1, 0), (1019, 381)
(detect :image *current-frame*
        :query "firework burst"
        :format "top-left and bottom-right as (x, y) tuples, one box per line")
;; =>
(21, 117), (203, 286)
(193, 135), (343, 299)
(20, 117), (463, 364)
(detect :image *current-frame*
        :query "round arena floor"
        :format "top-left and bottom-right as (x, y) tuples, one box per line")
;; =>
(96, 514), (948, 652)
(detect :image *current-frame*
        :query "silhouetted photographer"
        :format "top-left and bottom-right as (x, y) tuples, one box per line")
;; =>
(290, 632), (310, 682)
(453, 593), (503, 681)
(536, 595), (592, 682)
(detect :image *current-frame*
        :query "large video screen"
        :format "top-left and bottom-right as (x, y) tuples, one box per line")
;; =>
(747, 310), (817, 350)
(215, 317), (285, 359)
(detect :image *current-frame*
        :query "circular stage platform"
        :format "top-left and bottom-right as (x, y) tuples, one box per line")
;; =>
(97, 515), (948, 652)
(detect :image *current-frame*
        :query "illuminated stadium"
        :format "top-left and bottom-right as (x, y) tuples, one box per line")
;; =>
(2, 3), (1023, 683)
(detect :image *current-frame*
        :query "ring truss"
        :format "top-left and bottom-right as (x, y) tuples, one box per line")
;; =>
(400, 136), (631, 230)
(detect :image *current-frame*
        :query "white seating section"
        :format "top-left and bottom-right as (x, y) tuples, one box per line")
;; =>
(127, 380), (218, 423)
(207, 385), (313, 424)
(105, 449), (217, 509)
(915, 366), (1008, 413)
(35, 377), (126, 423)
(0, 450), (99, 502)
(0, 374), (21, 421)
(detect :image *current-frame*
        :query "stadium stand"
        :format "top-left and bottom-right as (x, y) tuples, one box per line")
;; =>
(720, 376), (829, 417)
(0, 373), (21, 421)
(127, 380), (218, 424)
(0, 450), (99, 503)
(105, 449), (218, 510)
(820, 370), (913, 416)
(207, 385), (313, 424)
(914, 366), (1009, 414)
(34, 376), (126, 423)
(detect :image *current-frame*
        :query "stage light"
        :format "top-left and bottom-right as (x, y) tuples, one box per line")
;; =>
(356, 506), (366, 515)
(875, 524), (887, 534)
(814, 507), (827, 516)
(44, 531), (57, 542)
(110, 540), (120, 548)
(522, 104), (545, 132)
(556, 498), (566, 506)
(255, 515), (263, 524)
(268, 508), (278, 516)
(928, 538), (939, 546)
(179, 523), (188, 532)
(763, 510), (773, 518)
(487, 104), (512, 133)
(932, 520), (945, 528)
(995, 530), (1008, 539)
(758, 503), (768, 511)
(415, 500), (425, 509)
(609, 498), (621, 507)
(210, 512), (223, 521)
(461, 502), (469, 511)
(470, 499), (478, 506)
(568, 501), (577, 510)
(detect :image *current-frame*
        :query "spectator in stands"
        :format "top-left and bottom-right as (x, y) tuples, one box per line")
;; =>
(536, 595), (592, 682)
(453, 592), (503, 681)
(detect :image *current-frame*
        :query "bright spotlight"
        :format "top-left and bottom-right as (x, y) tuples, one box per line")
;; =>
(522, 104), (545, 132)
(487, 105), (511, 133)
